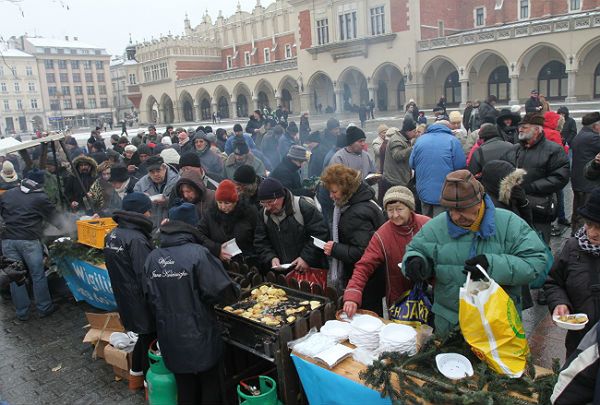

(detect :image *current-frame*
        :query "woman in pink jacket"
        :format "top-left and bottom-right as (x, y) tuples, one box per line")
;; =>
(343, 186), (429, 317)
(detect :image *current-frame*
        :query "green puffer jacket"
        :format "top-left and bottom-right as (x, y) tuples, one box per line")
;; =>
(402, 195), (547, 335)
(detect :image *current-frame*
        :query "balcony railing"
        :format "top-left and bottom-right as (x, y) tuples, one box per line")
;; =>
(417, 11), (600, 51)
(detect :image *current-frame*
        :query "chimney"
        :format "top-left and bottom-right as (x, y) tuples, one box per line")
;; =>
(65, 36), (69, 41)
(74, 37), (78, 41)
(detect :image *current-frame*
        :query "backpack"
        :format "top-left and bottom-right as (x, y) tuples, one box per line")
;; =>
(263, 195), (317, 226)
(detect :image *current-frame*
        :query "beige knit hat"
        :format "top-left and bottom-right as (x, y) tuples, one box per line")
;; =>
(0, 161), (18, 183)
(449, 111), (462, 123)
(377, 124), (389, 134)
(383, 186), (415, 211)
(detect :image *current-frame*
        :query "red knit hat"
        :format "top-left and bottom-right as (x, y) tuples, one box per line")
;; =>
(215, 179), (239, 203)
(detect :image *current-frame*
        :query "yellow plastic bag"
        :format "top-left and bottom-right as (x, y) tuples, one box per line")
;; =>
(459, 267), (529, 378)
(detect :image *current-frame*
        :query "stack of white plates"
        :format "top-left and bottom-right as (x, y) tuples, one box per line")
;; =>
(349, 315), (384, 351)
(378, 323), (417, 355)
(320, 320), (352, 341)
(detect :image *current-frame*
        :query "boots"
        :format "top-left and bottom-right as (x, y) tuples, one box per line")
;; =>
(128, 371), (144, 391)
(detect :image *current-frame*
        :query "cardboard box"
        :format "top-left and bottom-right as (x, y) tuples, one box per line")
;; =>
(104, 343), (132, 381)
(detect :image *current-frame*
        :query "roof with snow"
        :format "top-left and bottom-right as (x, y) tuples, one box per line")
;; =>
(0, 48), (34, 58)
(26, 37), (103, 50)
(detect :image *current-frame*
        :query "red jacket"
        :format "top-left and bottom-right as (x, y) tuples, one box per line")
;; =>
(544, 111), (569, 154)
(343, 213), (430, 307)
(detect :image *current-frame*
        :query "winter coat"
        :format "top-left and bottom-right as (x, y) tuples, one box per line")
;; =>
(525, 97), (542, 113)
(224, 134), (257, 155)
(277, 133), (297, 161)
(269, 157), (313, 197)
(330, 148), (376, 180)
(63, 155), (98, 207)
(171, 171), (215, 221)
(344, 213), (429, 308)
(299, 118), (311, 144)
(477, 101), (498, 123)
(261, 131), (282, 168)
(403, 195), (547, 335)
(371, 136), (384, 171)
(463, 105), (473, 131)
(544, 112), (568, 153)
(133, 165), (180, 228)
(308, 130), (337, 177)
(0, 179), (56, 240)
(383, 130), (412, 186)
(104, 210), (154, 334)
(467, 137), (514, 176)
(178, 139), (195, 155)
(570, 126), (600, 192)
(196, 146), (224, 175)
(223, 153), (266, 180)
(561, 114), (578, 146)
(144, 221), (239, 373)
(496, 110), (521, 144)
(197, 200), (258, 260)
(105, 177), (137, 214)
(88, 178), (114, 213)
(254, 189), (328, 268)
(409, 124), (466, 205)
(501, 135), (570, 200)
(545, 237), (600, 356)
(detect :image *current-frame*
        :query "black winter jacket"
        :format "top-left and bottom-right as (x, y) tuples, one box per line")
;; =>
(144, 221), (239, 373)
(104, 211), (154, 334)
(0, 179), (57, 240)
(468, 137), (514, 176)
(254, 189), (328, 268)
(270, 157), (313, 197)
(562, 116), (578, 146)
(308, 130), (336, 177)
(525, 97), (542, 113)
(570, 127), (600, 192)
(544, 237), (600, 356)
(197, 200), (258, 260)
(501, 135), (570, 197)
(477, 101), (498, 123)
(64, 155), (98, 206)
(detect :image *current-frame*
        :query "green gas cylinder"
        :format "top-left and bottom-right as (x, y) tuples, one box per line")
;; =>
(146, 340), (177, 405)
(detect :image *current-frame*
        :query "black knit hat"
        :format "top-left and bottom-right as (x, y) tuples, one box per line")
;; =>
(579, 188), (600, 224)
(582, 112), (600, 126)
(137, 144), (152, 156)
(233, 140), (249, 155)
(287, 121), (298, 134)
(233, 124), (243, 133)
(478, 124), (500, 140)
(326, 118), (340, 130)
(179, 152), (202, 168)
(145, 155), (164, 171)
(257, 178), (285, 201)
(401, 120), (416, 133)
(108, 165), (129, 183)
(306, 131), (321, 143)
(122, 192), (152, 214)
(168, 202), (199, 226)
(345, 126), (366, 146)
(233, 165), (257, 185)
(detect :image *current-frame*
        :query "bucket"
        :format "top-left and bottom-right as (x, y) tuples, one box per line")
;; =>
(237, 375), (278, 405)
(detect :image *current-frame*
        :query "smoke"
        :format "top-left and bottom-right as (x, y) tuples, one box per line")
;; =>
(44, 211), (79, 238)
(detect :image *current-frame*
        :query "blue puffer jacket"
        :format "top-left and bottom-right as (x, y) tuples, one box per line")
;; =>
(409, 124), (466, 205)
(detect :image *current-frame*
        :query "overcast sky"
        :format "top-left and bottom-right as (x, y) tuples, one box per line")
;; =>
(0, 0), (253, 56)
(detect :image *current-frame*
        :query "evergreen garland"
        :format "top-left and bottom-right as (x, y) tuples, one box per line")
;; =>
(48, 237), (105, 268)
(359, 329), (558, 405)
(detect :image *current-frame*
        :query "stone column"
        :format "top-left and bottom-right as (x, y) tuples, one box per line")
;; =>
(565, 70), (577, 103)
(211, 101), (218, 115)
(231, 100), (238, 117)
(300, 92), (312, 114)
(252, 96), (259, 111)
(158, 107), (164, 124)
(509, 74), (519, 106)
(459, 79), (469, 109)
(335, 88), (343, 113)
(194, 103), (201, 121)
(274, 93), (281, 108)
(368, 86), (377, 105)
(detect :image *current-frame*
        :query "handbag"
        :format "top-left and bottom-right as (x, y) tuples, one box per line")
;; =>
(527, 193), (557, 222)
(285, 267), (327, 289)
(388, 282), (433, 327)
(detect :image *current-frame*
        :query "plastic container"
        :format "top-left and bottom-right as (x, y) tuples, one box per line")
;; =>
(553, 313), (589, 330)
(76, 218), (117, 249)
(146, 340), (177, 405)
(237, 376), (278, 405)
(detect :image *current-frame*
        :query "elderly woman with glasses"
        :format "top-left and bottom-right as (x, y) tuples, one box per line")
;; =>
(343, 186), (429, 317)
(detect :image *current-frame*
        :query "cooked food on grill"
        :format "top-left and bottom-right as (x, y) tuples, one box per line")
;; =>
(287, 316), (296, 323)
(310, 300), (321, 310)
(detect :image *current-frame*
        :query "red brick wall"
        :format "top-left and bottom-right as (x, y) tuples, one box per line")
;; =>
(390, 0), (409, 32)
(175, 60), (223, 80)
(220, 33), (296, 70)
(298, 10), (312, 49)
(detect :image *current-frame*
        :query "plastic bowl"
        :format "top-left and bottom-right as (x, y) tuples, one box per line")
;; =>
(553, 313), (589, 331)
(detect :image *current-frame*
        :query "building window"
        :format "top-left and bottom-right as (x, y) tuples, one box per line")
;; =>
(370, 6), (385, 35)
(61, 86), (70, 95)
(444, 71), (461, 106)
(16, 99), (22, 110)
(25, 66), (33, 76)
(0, 83), (6, 92)
(316, 18), (329, 45)
(594, 63), (600, 99)
(76, 98), (84, 109)
(97, 73), (105, 82)
(100, 98), (108, 108)
(285, 44), (292, 59)
(438, 20), (445, 37)
(85, 73), (93, 82)
(244, 51), (251, 66)
(475, 7), (485, 27)
(30, 99), (38, 109)
(63, 99), (72, 109)
(88, 98), (97, 108)
(28, 82), (35, 92)
(488, 66), (510, 102)
(83, 60), (92, 70)
(159, 62), (168, 79)
(58, 60), (67, 69)
(46, 73), (55, 83)
(263, 48), (271, 63)
(73, 73), (81, 82)
(143, 66), (150, 82)
(48, 86), (57, 96)
(44, 59), (54, 69)
(71, 60), (80, 69)
(519, 0), (529, 19)
(13, 82), (20, 93)
(87, 86), (95, 95)
(538, 61), (567, 100)
(0, 67), (4, 76)
(95, 61), (103, 69)
(3, 100), (9, 111)
(226, 56), (233, 70)
(570, 0), (581, 11)
(60, 73), (69, 82)
(10, 66), (16, 76)
(74, 86), (83, 95)
(128, 73), (136, 84)
(99, 85), (106, 95)
(339, 11), (357, 40)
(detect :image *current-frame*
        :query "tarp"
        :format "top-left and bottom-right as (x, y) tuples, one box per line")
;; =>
(59, 257), (117, 311)
(291, 354), (392, 405)
(0, 132), (65, 155)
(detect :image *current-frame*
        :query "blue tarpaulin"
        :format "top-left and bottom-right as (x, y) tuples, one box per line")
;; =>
(60, 257), (117, 311)
(291, 354), (392, 405)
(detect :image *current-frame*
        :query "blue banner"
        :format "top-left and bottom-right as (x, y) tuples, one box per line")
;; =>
(60, 257), (117, 311)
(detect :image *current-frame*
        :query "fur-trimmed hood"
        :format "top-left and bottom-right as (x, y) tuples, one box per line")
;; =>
(498, 168), (526, 205)
(70, 155), (98, 177)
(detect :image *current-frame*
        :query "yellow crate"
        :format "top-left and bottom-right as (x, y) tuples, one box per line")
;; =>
(77, 218), (117, 249)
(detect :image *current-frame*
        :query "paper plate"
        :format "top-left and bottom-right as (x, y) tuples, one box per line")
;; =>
(379, 323), (417, 343)
(320, 320), (352, 340)
(435, 353), (474, 380)
(553, 313), (589, 331)
(350, 315), (383, 333)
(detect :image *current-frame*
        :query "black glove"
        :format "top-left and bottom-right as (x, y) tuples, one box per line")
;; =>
(404, 257), (427, 282)
(0, 266), (27, 288)
(511, 185), (529, 208)
(463, 255), (489, 281)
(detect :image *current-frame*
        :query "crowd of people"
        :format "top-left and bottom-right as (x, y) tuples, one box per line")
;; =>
(1, 96), (600, 403)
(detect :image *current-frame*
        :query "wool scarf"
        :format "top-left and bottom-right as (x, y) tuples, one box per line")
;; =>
(576, 227), (600, 256)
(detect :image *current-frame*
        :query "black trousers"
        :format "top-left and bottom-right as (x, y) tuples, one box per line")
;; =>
(572, 191), (590, 235)
(174, 362), (222, 405)
(131, 332), (156, 375)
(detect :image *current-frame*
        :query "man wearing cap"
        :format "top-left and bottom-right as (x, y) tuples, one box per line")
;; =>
(477, 95), (498, 123)
(329, 126), (376, 180)
(104, 192), (155, 389)
(410, 123), (466, 218)
(254, 178), (328, 272)
(193, 131), (224, 174)
(223, 140), (266, 180)
(525, 90), (543, 113)
(177, 152), (222, 191)
(270, 145), (314, 197)
(133, 155), (180, 228)
(571, 112), (600, 233)
(382, 123), (417, 203)
(402, 170), (547, 336)
(0, 171), (61, 320)
(224, 124), (257, 155)
(143, 125), (159, 146)
(106, 165), (137, 211)
(501, 113), (570, 242)
(233, 165), (262, 208)
(278, 121), (299, 161)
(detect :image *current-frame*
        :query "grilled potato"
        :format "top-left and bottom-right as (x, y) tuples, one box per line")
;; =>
(287, 316), (296, 323)
(223, 306), (234, 312)
(310, 301), (321, 310)
(299, 300), (309, 305)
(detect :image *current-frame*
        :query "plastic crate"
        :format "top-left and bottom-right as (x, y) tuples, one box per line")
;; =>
(77, 218), (117, 249)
